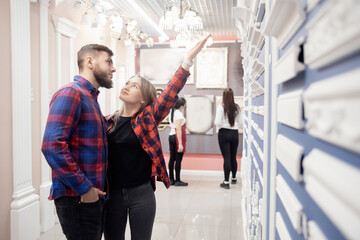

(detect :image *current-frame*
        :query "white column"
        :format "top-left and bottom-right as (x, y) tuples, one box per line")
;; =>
(69, 38), (75, 81)
(55, 32), (61, 89)
(10, 0), (40, 239)
(39, 0), (56, 233)
(52, 16), (80, 88)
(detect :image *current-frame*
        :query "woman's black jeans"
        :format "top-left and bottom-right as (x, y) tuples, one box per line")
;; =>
(218, 128), (239, 181)
(104, 181), (156, 240)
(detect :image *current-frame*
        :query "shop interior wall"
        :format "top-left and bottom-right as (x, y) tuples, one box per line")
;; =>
(0, 1), (14, 239)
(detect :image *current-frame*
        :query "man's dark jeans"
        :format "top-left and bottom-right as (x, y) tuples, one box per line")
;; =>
(54, 196), (105, 240)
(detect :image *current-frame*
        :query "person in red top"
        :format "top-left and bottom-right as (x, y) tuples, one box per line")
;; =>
(104, 35), (210, 240)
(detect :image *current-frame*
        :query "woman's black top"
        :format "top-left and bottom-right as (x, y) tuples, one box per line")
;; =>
(107, 116), (152, 189)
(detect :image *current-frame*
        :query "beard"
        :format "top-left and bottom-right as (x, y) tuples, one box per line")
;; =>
(94, 67), (113, 89)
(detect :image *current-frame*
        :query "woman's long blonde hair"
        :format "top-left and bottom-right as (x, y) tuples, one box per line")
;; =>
(109, 75), (157, 132)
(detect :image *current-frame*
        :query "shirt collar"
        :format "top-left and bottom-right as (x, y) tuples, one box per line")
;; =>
(74, 75), (100, 96)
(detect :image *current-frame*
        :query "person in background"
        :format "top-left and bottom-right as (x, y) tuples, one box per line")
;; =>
(168, 97), (188, 186)
(214, 88), (242, 189)
(41, 44), (116, 240)
(104, 35), (210, 240)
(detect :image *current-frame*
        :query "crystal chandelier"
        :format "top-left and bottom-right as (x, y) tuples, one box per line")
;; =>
(74, 0), (154, 48)
(159, 0), (203, 33)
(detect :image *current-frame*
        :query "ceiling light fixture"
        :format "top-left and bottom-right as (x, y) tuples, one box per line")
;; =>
(74, 0), (154, 47)
(125, 0), (169, 41)
(159, 0), (212, 48)
(159, 0), (203, 33)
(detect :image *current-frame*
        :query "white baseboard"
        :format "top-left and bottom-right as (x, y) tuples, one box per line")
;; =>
(40, 182), (56, 232)
(11, 194), (40, 240)
(181, 170), (224, 177)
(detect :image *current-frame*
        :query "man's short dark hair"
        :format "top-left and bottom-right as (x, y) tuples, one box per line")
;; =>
(77, 44), (114, 71)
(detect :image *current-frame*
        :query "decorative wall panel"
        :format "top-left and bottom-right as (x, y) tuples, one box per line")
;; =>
(304, 0), (360, 69)
(185, 95), (213, 134)
(140, 48), (194, 84)
(196, 48), (228, 88)
(263, 0), (306, 49)
(303, 149), (360, 240)
(304, 68), (360, 154)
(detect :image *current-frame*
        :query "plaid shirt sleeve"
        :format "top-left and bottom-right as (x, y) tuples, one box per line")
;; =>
(41, 87), (93, 196)
(152, 66), (190, 124)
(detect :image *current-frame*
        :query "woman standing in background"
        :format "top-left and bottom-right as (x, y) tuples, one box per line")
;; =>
(168, 98), (188, 186)
(214, 88), (242, 189)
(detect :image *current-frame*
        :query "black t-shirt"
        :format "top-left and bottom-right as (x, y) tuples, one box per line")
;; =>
(107, 116), (152, 189)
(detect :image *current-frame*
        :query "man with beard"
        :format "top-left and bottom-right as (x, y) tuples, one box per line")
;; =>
(42, 44), (116, 240)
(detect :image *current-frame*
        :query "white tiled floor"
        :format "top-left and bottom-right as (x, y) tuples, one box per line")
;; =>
(38, 173), (244, 240)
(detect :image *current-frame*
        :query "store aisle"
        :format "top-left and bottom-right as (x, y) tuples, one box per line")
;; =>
(38, 173), (243, 240)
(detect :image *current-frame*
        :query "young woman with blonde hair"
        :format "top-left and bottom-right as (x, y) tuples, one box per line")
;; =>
(104, 35), (210, 240)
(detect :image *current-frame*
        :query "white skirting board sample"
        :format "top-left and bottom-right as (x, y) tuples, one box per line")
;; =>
(249, 81), (264, 98)
(303, 149), (360, 240)
(256, 0), (266, 23)
(276, 212), (292, 240)
(263, 0), (306, 49)
(303, 68), (360, 154)
(232, 6), (252, 23)
(250, 59), (265, 80)
(277, 90), (304, 129)
(274, 43), (305, 84)
(251, 120), (264, 140)
(249, 46), (260, 60)
(307, 0), (322, 12)
(250, 134), (264, 162)
(304, 0), (360, 69)
(250, 150), (263, 185)
(276, 175), (303, 234)
(308, 221), (327, 240)
(276, 134), (304, 182)
(250, 0), (260, 16)
(252, 106), (264, 116)
(248, 26), (265, 51)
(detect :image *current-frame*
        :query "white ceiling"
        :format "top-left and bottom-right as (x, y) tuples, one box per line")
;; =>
(110, 0), (239, 38)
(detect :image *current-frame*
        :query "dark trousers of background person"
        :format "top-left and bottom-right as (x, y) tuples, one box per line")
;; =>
(54, 196), (105, 240)
(168, 135), (184, 181)
(104, 181), (156, 240)
(218, 128), (239, 181)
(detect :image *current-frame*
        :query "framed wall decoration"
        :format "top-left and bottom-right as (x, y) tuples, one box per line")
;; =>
(215, 96), (244, 133)
(196, 47), (228, 89)
(140, 48), (194, 85)
(185, 95), (214, 135)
